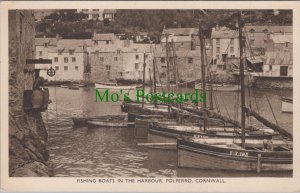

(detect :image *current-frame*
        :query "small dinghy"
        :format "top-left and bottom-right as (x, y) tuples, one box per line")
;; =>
(72, 115), (129, 128)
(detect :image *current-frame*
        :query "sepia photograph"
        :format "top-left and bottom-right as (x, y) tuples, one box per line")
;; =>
(1, 1), (299, 192)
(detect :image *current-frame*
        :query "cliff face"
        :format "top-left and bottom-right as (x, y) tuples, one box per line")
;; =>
(9, 10), (52, 177)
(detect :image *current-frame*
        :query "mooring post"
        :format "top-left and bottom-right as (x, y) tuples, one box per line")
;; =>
(257, 154), (261, 173)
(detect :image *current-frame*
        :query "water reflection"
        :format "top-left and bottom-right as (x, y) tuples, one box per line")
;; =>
(44, 86), (292, 177)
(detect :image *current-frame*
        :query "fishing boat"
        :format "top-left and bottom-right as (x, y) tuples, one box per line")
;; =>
(156, 83), (176, 88)
(87, 120), (130, 127)
(281, 97), (293, 113)
(177, 12), (293, 172)
(148, 122), (278, 144)
(95, 82), (142, 90)
(177, 137), (292, 172)
(72, 115), (127, 127)
(195, 83), (240, 92)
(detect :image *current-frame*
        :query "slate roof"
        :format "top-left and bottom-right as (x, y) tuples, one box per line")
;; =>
(48, 39), (87, 53)
(265, 51), (292, 66)
(270, 34), (293, 44)
(35, 38), (58, 46)
(211, 27), (239, 39)
(244, 25), (292, 33)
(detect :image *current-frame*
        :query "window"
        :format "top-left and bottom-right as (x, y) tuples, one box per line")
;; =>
(250, 32), (254, 37)
(285, 42), (289, 47)
(230, 47), (234, 53)
(280, 66), (288, 76)
(100, 57), (104, 62)
(136, 55), (139, 60)
(105, 65), (111, 71)
(55, 66), (59, 70)
(162, 65), (167, 68)
(188, 58), (193, 64)
(230, 55), (235, 58)
(181, 42), (184, 46)
(75, 66), (79, 71)
(250, 39), (255, 45)
(145, 54), (148, 59)
(269, 65), (272, 70)
(161, 57), (165, 63)
(44, 43), (48, 48)
(119, 72), (123, 76)
(106, 40), (109, 45)
(135, 63), (139, 70)
(64, 57), (68, 63)
(114, 57), (118, 61)
(58, 50), (63, 55)
(72, 57), (76, 62)
(92, 9), (99, 11)
(117, 50), (121, 54)
(230, 38), (234, 45)
(54, 57), (58, 62)
(216, 55), (220, 60)
(69, 50), (74, 55)
(39, 51), (42, 56)
(216, 38), (220, 45)
(64, 66), (68, 71)
(216, 47), (220, 53)
(222, 54), (227, 62)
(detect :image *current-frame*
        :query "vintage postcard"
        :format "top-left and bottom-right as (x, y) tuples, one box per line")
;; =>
(0, 1), (300, 192)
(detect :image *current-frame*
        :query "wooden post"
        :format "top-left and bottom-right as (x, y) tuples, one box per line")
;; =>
(199, 21), (207, 131)
(142, 52), (146, 108)
(238, 11), (246, 148)
(257, 154), (261, 173)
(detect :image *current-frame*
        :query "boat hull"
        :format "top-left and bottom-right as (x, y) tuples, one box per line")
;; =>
(95, 83), (141, 90)
(195, 83), (239, 92)
(177, 139), (293, 171)
(148, 124), (275, 145)
(281, 97), (293, 113)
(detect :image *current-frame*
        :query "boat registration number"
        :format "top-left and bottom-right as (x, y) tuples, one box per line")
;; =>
(229, 151), (248, 157)
(193, 135), (208, 139)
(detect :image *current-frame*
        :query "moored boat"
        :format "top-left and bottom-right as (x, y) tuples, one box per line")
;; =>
(95, 82), (142, 90)
(177, 138), (293, 172)
(148, 122), (278, 144)
(195, 83), (240, 92)
(72, 115), (127, 127)
(281, 97), (293, 113)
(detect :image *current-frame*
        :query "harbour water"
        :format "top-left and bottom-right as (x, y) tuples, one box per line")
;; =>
(44, 86), (292, 177)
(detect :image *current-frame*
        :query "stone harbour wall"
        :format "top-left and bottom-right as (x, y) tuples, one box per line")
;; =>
(9, 10), (52, 177)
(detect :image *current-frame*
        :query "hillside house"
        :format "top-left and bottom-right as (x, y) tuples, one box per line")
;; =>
(39, 39), (89, 81)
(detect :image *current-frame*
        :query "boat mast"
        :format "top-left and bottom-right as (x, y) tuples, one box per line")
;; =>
(153, 58), (157, 108)
(199, 21), (207, 131)
(142, 51), (146, 108)
(166, 34), (171, 113)
(238, 11), (246, 148)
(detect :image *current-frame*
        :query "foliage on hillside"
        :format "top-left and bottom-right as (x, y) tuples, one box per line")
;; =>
(36, 9), (292, 40)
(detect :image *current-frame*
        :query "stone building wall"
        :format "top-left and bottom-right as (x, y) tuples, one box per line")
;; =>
(90, 52), (123, 82)
(9, 10), (51, 177)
